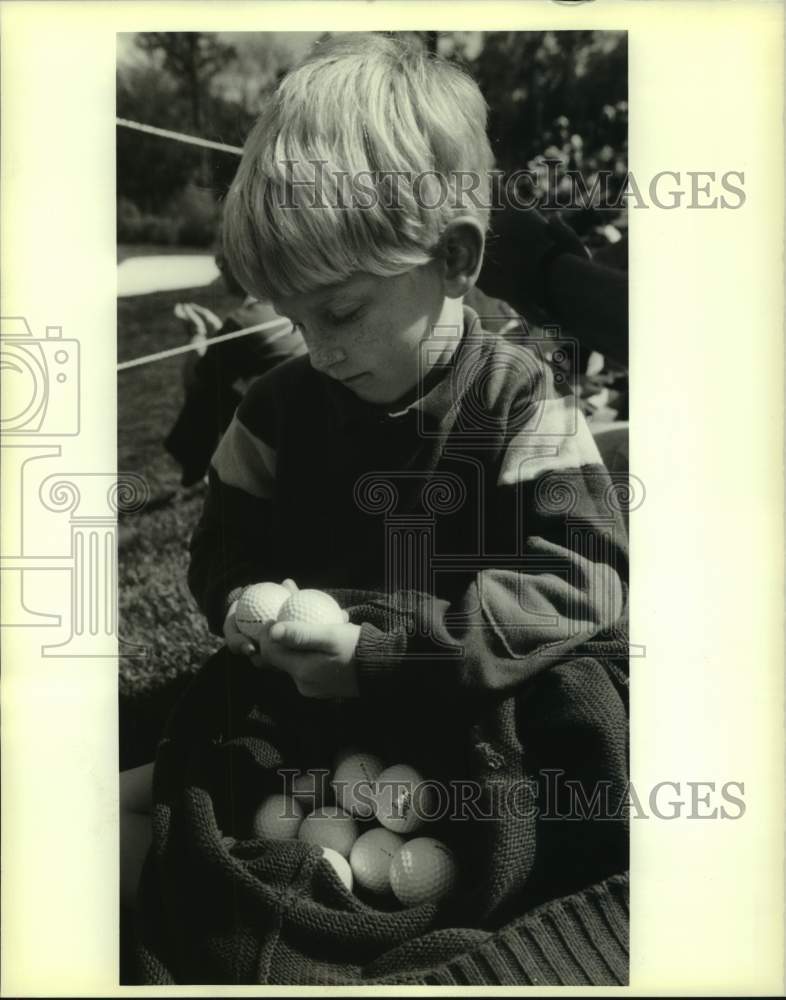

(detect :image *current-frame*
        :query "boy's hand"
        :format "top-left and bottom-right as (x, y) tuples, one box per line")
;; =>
(222, 578), (300, 659)
(223, 579), (358, 698)
(265, 621), (361, 699)
(222, 599), (256, 657)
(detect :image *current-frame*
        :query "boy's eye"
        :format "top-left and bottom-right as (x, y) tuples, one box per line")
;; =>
(326, 304), (363, 325)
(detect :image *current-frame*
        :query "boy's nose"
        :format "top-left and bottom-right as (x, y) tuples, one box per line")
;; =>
(309, 345), (347, 372)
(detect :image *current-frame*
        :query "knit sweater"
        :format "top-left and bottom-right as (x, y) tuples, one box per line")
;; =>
(135, 626), (629, 984)
(136, 306), (630, 985)
(188, 305), (628, 695)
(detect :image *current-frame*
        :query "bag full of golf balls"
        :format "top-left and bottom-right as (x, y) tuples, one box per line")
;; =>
(133, 601), (629, 985)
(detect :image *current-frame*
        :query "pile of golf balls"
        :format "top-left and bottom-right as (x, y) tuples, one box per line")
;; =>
(249, 748), (459, 907)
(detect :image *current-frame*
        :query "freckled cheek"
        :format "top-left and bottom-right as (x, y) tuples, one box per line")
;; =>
(344, 321), (384, 365)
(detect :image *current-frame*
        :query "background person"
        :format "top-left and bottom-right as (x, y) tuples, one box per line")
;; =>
(164, 248), (307, 487)
(479, 199), (629, 472)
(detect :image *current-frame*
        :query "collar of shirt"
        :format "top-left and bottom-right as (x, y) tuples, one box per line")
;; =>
(319, 305), (493, 433)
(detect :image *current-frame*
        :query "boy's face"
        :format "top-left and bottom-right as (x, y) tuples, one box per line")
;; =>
(272, 263), (459, 407)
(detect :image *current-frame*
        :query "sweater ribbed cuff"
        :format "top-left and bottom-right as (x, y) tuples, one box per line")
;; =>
(355, 622), (408, 698)
(411, 872), (629, 986)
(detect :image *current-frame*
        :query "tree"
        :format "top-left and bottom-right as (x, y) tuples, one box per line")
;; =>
(212, 33), (295, 115)
(116, 61), (197, 214)
(134, 32), (237, 187)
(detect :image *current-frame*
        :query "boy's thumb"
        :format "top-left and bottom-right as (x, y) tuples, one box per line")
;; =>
(269, 621), (333, 653)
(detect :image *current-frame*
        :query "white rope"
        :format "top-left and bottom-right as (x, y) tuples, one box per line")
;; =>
(115, 119), (289, 371)
(116, 117), (243, 155)
(117, 317), (293, 371)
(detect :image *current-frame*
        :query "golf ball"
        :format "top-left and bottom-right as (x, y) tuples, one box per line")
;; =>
(236, 582), (290, 639)
(251, 793), (304, 840)
(277, 589), (345, 626)
(333, 746), (361, 770)
(321, 847), (353, 892)
(389, 837), (459, 907)
(298, 806), (359, 858)
(291, 769), (331, 811)
(332, 752), (384, 818)
(374, 764), (432, 834)
(349, 828), (404, 894)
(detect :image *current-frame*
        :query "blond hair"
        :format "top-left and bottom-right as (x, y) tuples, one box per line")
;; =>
(223, 32), (494, 299)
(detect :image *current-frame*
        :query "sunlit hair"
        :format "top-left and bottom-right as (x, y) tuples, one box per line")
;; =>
(223, 32), (494, 299)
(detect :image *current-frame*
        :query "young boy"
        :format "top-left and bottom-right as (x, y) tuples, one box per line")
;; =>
(122, 32), (628, 929)
(189, 31), (627, 697)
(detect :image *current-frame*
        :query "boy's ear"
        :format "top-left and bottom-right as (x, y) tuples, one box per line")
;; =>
(439, 217), (486, 299)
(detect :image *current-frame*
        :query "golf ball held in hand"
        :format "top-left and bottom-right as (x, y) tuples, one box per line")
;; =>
(236, 582), (290, 639)
(277, 589), (345, 626)
(389, 837), (459, 907)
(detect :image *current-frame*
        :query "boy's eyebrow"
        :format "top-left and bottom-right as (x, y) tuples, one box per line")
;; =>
(324, 291), (366, 310)
(318, 279), (369, 302)
(275, 284), (370, 317)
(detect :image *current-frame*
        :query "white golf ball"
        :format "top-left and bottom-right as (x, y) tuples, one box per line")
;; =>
(291, 769), (331, 811)
(389, 837), (458, 907)
(251, 793), (304, 840)
(297, 806), (359, 858)
(374, 764), (433, 834)
(333, 745), (361, 770)
(321, 847), (354, 892)
(349, 828), (404, 894)
(236, 582), (290, 639)
(332, 752), (384, 818)
(277, 589), (345, 626)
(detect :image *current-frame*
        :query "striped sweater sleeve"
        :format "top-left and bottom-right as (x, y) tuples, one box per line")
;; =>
(354, 350), (628, 695)
(187, 401), (281, 635)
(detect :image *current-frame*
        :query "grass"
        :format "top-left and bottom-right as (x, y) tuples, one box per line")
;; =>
(118, 264), (238, 767)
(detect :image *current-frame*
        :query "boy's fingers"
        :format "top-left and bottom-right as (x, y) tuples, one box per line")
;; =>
(226, 634), (255, 657)
(269, 621), (335, 652)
